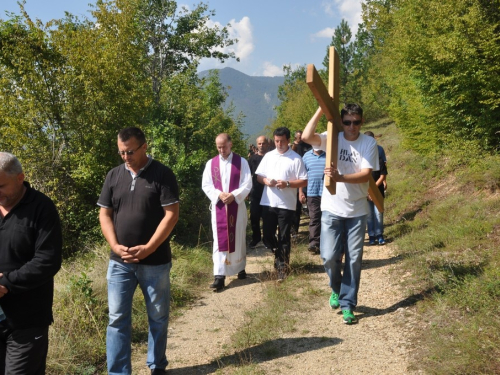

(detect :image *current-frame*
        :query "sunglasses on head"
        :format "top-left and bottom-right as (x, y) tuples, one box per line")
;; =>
(342, 120), (362, 126)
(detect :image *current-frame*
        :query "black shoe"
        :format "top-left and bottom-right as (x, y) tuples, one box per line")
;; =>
(276, 262), (288, 281)
(277, 267), (287, 281)
(249, 240), (259, 248)
(209, 277), (225, 291)
(151, 369), (167, 375)
(237, 270), (247, 279)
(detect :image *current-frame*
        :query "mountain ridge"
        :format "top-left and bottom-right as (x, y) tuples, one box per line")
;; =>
(198, 67), (284, 142)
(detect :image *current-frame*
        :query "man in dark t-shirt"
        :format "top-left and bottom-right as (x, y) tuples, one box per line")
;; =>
(248, 135), (268, 247)
(291, 130), (312, 235)
(98, 127), (179, 375)
(364, 131), (388, 245)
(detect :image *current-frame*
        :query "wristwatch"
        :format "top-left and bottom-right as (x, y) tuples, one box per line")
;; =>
(286, 181), (290, 188)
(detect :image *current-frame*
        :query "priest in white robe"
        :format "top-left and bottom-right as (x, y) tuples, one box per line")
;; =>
(202, 133), (252, 291)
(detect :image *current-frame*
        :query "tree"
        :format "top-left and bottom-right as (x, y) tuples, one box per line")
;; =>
(323, 19), (355, 104)
(270, 65), (327, 136)
(360, 0), (500, 154)
(147, 67), (245, 240)
(0, 0), (242, 253)
(133, 0), (238, 119)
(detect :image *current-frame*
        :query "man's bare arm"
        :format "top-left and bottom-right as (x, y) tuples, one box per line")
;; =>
(99, 207), (129, 258)
(324, 165), (372, 184)
(302, 107), (323, 147)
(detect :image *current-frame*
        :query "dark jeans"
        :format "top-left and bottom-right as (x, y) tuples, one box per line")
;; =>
(307, 196), (322, 248)
(0, 325), (49, 375)
(262, 206), (295, 265)
(249, 197), (263, 243)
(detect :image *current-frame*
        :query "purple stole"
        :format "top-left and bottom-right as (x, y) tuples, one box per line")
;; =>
(211, 153), (241, 253)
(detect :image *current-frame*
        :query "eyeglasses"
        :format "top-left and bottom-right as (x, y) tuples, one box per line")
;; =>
(118, 143), (144, 156)
(342, 120), (362, 126)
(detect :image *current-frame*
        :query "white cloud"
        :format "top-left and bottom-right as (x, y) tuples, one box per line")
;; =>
(264, 93), (271, 103)
(204, 16), (254, 61)
(261, 62), (284, 77)
(198, 17), (254, 72)
(320, 0), (363, 35)
(311, 27), (335, 41)
(230, 17), (254, 60)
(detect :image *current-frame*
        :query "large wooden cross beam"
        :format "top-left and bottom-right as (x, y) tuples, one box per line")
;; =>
(306, 46), (384, 212)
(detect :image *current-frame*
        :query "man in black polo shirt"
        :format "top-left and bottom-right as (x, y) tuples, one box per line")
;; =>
(248, 135), (268, 248)
(98, 128), (179, 375)
(0, 152), (62, 375)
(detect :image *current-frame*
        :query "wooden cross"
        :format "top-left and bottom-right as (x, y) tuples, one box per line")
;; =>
(306, 46), (384, 212)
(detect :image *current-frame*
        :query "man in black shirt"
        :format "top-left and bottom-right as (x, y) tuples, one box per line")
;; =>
(98, 128), (179, 375)
(291, 130), (312, 235)
(0, 152), (62, 375)
(248, 135), (268, 248)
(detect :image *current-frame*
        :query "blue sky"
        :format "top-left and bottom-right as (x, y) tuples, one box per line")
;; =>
(2, 0), (363, 77)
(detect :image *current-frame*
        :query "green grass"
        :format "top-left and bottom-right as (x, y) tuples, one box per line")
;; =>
(364, 118), (500, 374)
(47, 243), (212, 374)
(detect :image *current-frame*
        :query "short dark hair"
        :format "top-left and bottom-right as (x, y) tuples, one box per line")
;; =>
(118, 127), (146, 144)
(273, 127), (291, 140)
(340, 103), (363, 119)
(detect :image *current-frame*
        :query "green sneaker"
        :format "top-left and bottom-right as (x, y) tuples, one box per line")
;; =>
(329, 292), (340, 309)
(342, 310), (357, 325)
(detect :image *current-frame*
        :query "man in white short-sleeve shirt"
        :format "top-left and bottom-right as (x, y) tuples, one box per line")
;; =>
(256, 127), (308, 280)
(302, 104), (379, 325)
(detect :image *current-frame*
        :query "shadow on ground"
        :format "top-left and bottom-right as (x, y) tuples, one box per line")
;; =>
(361, 254), (401, 270)
(355, 288), (435, 321)
(167, 336), (342, 374)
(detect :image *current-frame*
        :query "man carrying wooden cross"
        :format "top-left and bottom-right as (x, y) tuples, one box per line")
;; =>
(302, 104), (379, 325)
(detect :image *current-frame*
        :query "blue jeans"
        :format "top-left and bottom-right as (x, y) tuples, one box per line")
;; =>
(107, 260), (171, 375)
(366, 200), (384, 237)
(320, 211), (367, 311)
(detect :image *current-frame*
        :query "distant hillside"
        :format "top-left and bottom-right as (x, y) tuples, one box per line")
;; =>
(198, 67), (284, 142)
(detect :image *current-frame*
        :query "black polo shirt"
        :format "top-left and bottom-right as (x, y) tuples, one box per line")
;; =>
(0, 182), (62, 329)
(248, 153), (264, 200)
(98, 159), (179, 265)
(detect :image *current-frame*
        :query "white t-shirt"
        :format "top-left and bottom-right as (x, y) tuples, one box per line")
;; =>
(256, 147), (308, 210)
(319, 132), (379, 217)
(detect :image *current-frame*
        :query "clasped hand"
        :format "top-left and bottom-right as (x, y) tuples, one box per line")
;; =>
(113, 244), (150, 263)
(219, 192), (235, 204)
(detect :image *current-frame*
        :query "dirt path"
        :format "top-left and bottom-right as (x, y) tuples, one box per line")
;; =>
(134, 234), (417, 374)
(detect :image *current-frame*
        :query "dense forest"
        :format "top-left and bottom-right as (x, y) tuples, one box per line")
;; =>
(0, 0), (247, 253)
(273, 0), (500, 156)
(1, 0), (499, 254)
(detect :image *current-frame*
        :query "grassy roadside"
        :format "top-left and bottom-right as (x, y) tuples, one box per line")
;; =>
(215, 117), (500, 374)
(365, 118), (500, 374)
(47, 244), (213, 374)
